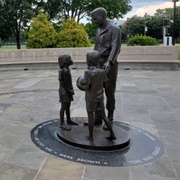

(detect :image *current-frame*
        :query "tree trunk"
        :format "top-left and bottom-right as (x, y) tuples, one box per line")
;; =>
(14, 22), (21, 49)
(15, 30), (21, 49)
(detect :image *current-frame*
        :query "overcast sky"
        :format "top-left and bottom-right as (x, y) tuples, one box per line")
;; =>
(124, 0), (180, 19)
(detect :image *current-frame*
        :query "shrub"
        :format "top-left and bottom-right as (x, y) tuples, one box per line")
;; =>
(127, 35), (159, 46)
(27, 12), (58, 48)
(57, 19), (91, 47)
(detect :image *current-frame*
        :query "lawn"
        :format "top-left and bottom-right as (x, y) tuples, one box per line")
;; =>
(0, 45), (26, 50)
(177, 44), (180, 60)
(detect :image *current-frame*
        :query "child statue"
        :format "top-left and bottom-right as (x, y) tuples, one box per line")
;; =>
(77, 50), (116, 141)
(58, 54), (78, 131)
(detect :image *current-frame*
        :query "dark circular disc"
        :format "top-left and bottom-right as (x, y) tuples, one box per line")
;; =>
(31, 118), (164, 167)
(57, 123), (130, 151)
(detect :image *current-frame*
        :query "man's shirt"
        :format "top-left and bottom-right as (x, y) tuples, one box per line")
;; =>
(94, 21), (121, 64)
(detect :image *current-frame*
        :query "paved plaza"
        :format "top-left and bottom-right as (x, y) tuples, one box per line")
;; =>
(0, 69), (179, 180)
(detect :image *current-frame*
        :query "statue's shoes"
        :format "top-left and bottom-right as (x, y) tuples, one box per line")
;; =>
(60, 124), (71, 130)
(67, 120), (79, 126)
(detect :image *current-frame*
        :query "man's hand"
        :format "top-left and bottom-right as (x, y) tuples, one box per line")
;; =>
(104, 61), (111, 73)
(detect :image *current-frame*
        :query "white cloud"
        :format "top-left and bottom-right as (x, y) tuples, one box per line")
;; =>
(123, 2), (180, 19)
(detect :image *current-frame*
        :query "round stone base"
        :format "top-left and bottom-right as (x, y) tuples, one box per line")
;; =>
(57, 123), (130, 151)
(31, 118), (164, 167)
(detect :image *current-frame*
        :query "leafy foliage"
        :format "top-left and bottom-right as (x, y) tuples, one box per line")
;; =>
(121, 7), (180, 42)
(123, 16), (145, 36)
(88, 0), (132, 20)
(33, 0), (132, 23)
(145, 16), (163, 40)
(83, 23), (97, 44)
(0, 38), (1, 47)
(127, 35), (159, 46)
(27, 12), (58, 48)
(155, 7), (180, 40)
(57, 19), (91, 47)
(0, 0), (35, 49)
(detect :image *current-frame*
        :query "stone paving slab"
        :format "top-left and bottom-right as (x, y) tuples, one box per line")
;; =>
(0, 163), (38, 180)
(83, 165), (130, 180)
(0, 69), (179, 180)
(35, 156), (84, 180)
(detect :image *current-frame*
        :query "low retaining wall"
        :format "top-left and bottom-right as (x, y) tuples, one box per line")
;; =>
(0, 46), (179, 70)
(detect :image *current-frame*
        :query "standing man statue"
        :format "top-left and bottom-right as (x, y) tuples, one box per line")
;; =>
(91, 7), (121, 128)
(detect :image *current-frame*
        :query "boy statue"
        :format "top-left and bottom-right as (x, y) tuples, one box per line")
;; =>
(77, 50), (116, 141)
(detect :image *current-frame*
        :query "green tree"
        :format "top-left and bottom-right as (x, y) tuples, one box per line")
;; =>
(121, 7), (180, 41)
(0, 0), (35, 49)
(27, 12), (58, 48)
(123, 16), (145, 37)
(145, 16), (163, 40)
(155, 7), (180, 40)
(83, 23), (97, 44)
(34, 0), (132, 23)
(57, 19), (91, 47)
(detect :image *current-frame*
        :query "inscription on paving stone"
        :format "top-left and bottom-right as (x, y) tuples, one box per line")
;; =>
(31, 119), (164, 167)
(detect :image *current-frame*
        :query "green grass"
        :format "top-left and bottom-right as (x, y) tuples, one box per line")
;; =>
(0, 45), (26, 50)
(176, 44), (180, 60)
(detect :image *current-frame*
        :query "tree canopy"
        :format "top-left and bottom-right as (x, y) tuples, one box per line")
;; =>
(120, 7), (180, 41)
(1, 0), (179, 48)
(27, 12), (58, 48)
(0, 0), (132, 48)
(154, 7), (180, 38)
(83, 23), (97, 44)
(33, 0), (132, 23)
(57, 19), (91, 47)
(0, 0), (35, 49)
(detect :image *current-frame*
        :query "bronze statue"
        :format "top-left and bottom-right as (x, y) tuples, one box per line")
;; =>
(58, 54), (78, 131)
(77, 50), (116, 141)
(91, 7), (121, 129)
